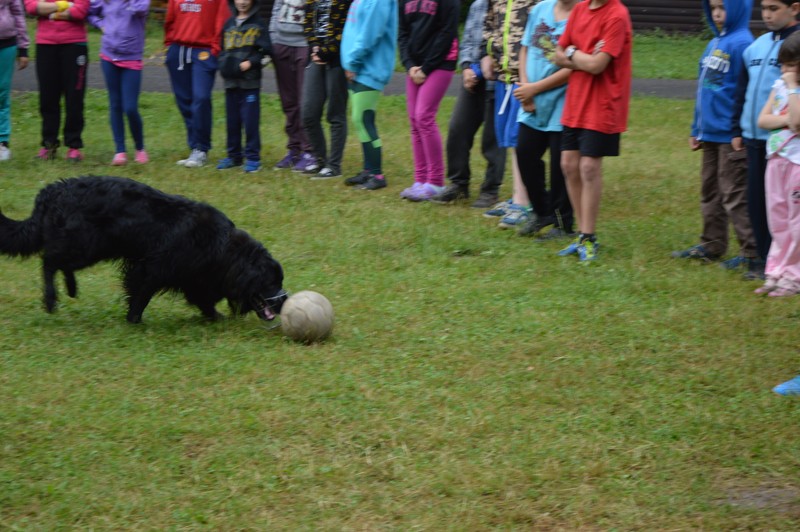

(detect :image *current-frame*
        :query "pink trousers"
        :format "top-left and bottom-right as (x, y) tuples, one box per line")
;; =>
(406, 69), (453, 186)
(764, 155), (800, 284)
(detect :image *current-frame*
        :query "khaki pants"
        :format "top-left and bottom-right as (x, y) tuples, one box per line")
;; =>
(699, 142), (757, 258)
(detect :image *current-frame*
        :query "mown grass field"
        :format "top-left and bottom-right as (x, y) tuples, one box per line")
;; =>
(0, 84), (799, 529)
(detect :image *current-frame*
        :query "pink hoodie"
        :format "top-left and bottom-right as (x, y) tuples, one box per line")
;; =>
(24, 0), (89, 44)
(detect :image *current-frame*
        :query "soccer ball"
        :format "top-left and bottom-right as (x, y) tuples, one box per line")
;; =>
(280, 290), (334, 343)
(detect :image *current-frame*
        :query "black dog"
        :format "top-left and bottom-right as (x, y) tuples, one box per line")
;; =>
(0, 175), (287, 323)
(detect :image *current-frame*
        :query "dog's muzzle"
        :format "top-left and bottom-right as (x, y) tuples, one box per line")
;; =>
(253, 289), (289, 321)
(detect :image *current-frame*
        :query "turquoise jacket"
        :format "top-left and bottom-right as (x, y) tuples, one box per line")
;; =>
(340, 0), (398, 91)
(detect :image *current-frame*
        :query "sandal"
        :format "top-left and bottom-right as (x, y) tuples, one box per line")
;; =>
(768, 286), (800, 297)
(754, 277), (779, 295)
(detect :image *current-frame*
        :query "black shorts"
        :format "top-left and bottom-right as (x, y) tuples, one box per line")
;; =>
(561, 127), (621, 157)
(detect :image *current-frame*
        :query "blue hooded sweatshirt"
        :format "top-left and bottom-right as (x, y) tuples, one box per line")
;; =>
(691, 0), (753, 143)
(340, 0), (398, 91)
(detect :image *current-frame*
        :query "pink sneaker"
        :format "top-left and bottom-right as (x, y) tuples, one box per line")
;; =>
(66, 148), (83, 162)
(36, 146), (57, 160)
(134, 149), (149, 164)
(111, 153), (127, 166)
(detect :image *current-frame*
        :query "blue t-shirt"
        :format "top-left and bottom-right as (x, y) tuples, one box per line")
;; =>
(517, 0), (568, 132)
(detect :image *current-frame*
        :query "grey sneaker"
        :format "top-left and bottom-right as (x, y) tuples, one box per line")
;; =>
(472, 192), (499, 209)
(183, 149), (207, 168)
(310, 167), (341, 180)
(518, 215), (555, 237)
(429, 184), (469, 204)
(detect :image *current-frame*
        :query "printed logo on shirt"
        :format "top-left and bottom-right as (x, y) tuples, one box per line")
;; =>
(180, 0), (202, 13)
(530, 21), (560, 62)
(701, 49), (731, 90)
(225, 28), (262, 49)
(405, 0), (438, 16)
(277, 0), (306, 24)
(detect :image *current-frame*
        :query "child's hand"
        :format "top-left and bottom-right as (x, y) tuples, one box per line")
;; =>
(240, 60), (251, 72)
(513, 82), (536, 102)
(409, 66), (426, 85)
(782, 71), (799, 90)
(480, 55), (496, 81)
(462, 68), (478, 91)
(731, 137), (744, 151)
(17, 56), (28, 70)
(689, 136), (701, 151)
(593, 40), (605, 55)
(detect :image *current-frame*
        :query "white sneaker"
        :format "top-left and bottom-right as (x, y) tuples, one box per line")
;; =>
(176, 152), (192, 166)
(310, 167), (341, 180)
(0, 144), (10, 161)
(183, 149), (207, 168)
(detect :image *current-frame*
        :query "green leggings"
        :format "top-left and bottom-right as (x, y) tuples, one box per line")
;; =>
(349, 81), (382, 175)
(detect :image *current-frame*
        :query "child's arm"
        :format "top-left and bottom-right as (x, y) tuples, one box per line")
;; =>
(784, 72), (800, 132)
(757, 90), (787, 131)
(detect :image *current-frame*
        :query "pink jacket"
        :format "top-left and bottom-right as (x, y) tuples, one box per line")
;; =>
(24, 0), (89, 44)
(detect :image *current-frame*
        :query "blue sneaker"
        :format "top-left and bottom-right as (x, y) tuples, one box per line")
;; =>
(216, 157), (242, 170)
(720, 256), (750, 270)
(578, 239), (599, 262)
(483, 199), (513, 218)
(557, 237), (582, 256)
(671, 244), (719, 261)
(243, 159), (261, 173)
(773, 376), (800, 395)
(498, 205), (531, 228)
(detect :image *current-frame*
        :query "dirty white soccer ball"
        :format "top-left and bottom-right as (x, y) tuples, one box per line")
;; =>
(280, 290), (334, 343)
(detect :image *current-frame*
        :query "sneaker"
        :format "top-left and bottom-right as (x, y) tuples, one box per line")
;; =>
(671, 244), (719, 261)
(183, 149), (207, 168)
(558, 237), (582, 256)
(293, 152), (319, 173)
(578, 239), (599, 262)
(408, 183), (444, 202)
(483, 199), (513, 218)
(773, 375), (800, 396)
(498, 205), (531, 228)
(134, 149), (149, 164)
(358, 175), (387, 190)
(400, 182), (424, 199)
(36, 145), (58, 161)
(243, 159), (261, 173)
(535, 227), (576, 242)
(472, 192), (499, 209)
(0, 143), (10, 161)
(111, 152), (127, 166)
(429, 184), (469, 204)
(345, 170), (372, 186)
(66, 148), (83, 163)
(310, 167), (341, 180)
(274, 150), (300, 169)
(216, 157), (242, 170)
(720, 256), (751, 271)
(743, 259), (766, 281)
(518, 215), (555, 237)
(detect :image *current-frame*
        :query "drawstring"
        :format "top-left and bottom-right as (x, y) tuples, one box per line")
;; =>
(177, 45), (193, 71)
(499, 83), (513, 115)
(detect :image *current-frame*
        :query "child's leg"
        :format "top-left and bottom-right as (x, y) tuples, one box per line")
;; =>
(745, 139), (771, 260)
(718, 144), (757, 258)
(516, 123), (550, 218)
(405, 76), (425, 183)
(119, 66), (144, 151)
(699, 142), (728, 257)
(325, 64), (349, 175)
(409, 69), (453, 187)
(100, 59), (126, 153)
(764, 156), (791, 280)
(272, 43), (311, 154)
(242, 88), (261, 162)
(189, 47), (217, 153)
(224, 89), (243, 161)
(548, 131), (573, 232)
(165, 44), (194, 150)
(61, 43), (87, 150)
(35, 44), (62, 147)
(301, 62), (327, 163)
(0, 46), (16, 144)
(349, 82), (382, 175)
(775, 159), (800, 284)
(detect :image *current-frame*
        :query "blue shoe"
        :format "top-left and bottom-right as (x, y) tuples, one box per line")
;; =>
(720, 256), (750, 270)
(671, 244), (719, 261)
(557, 237), (581, 257)
(243, 159), (261, 173)
(498, 205), (531, 229)
(578, 239), (599, 262)
(483, 199), (513, 218)
(773, 376), (800, 396)
(217, 157), (242, 170)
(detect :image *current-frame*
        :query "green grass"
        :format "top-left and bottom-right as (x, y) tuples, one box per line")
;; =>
(1, 90), (800, 529)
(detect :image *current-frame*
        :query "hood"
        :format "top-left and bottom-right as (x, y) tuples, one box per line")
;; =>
(704, 0), (753, 37)
(228, 0), (261, 20)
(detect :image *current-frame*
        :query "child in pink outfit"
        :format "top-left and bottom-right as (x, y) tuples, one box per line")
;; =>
(398, 0), (460, 202)
(756, 31), (800, 297)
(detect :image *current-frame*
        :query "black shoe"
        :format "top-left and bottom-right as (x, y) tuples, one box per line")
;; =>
(429, 184), (469, 204)
(518, 215), (556, 237)
(534, 227), (577, 242)
(345, 170), (372, 186)
(471, 192), (499, 209)
(358, 176), (387, 190)
(742, 259), (766, 281)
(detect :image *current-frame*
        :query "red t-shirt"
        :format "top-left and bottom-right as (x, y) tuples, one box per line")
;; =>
(558, 0), (632, 134)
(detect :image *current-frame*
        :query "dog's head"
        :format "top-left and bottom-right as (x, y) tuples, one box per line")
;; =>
(226, 230), (288, 321)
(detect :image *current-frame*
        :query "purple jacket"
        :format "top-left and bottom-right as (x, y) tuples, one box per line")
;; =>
(88, 0), (150, 61)
(0, 0), (30, 54)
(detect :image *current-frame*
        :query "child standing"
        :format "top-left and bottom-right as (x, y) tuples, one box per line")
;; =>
(24, 0), (90, 162)
(397, 0), (459, 202)
(88, 0), (151, 166)
(672, 0), (756, 266)
(216, 0), (271, 173)
(0, 0), (29, 161)
(755, 31), (800, 297)
(731, 0), (800, 280)
(340, 0), (398, 191)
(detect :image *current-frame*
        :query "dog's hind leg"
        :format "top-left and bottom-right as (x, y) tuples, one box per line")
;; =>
(63, 270), (77, 298)
(42, 261), (58, 313)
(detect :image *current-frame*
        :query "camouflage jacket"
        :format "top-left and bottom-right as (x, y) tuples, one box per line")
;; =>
(303, 0), (353, 65)
(482, 0), (538, 84)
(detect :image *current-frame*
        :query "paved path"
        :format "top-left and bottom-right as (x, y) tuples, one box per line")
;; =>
(11, 62), (696, 99)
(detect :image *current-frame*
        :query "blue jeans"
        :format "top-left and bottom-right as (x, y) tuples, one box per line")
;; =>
(224, 87), (260, 162)
(100, 59), (144, 152)
(165, 44), (218, 152)
(0, 45), (16, 143)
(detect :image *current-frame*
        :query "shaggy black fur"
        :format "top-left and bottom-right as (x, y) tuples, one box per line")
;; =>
(0, 175), (287, 323)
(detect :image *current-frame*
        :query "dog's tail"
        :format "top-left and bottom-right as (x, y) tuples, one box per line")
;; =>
(0, 208), (42, 257)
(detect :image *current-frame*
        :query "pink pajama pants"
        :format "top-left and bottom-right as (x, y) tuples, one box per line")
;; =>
(764, 155), (800, 284)
(406, 69), (454, 186)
